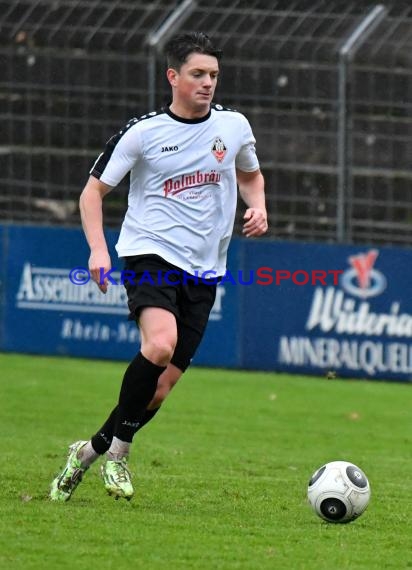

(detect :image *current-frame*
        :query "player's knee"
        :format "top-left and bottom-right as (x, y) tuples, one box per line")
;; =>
(143, 336), (176, 367)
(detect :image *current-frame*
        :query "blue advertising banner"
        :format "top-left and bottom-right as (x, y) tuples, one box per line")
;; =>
(2, 224), (412, 380)
(240, 240), (412, 381)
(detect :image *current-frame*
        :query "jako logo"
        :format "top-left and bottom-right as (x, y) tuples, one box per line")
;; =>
(161, 145), (178, 152)
(341, 249), (387, 299)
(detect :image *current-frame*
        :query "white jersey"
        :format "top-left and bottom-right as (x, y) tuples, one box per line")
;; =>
(90, 103), (260, 276)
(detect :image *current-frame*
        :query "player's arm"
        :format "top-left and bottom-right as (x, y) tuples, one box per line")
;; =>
(236, 168), (268, 238)
(79, 175), (113, 293)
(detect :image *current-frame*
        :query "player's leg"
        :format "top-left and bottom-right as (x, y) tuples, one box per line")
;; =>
(128, 279), (219, 422)
(49, 307), (177, 502)
(49, 362), (182, 501)
(101, 306), (177, 500)
(98, 309), (214, 500)
(87, 363), (182, 457)
(133, 286), (219, 423)
(49, 340), (210, 504)
(50, 309), (212, 502)
(86, 323), (202, 455)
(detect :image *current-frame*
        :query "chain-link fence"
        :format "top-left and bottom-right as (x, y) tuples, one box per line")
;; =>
(1, 0), (411, 245)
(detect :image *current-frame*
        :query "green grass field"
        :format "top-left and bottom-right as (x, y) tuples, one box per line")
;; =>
(1, 352), (412, 569)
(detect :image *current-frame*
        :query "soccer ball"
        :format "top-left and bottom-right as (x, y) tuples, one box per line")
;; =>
(307, 460), (371, 523)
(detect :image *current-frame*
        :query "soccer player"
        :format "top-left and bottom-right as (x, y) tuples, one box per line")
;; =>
(50, 31), (267, 502)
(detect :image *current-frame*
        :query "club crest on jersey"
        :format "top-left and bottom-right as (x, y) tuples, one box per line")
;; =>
(211, 137), (227, 163)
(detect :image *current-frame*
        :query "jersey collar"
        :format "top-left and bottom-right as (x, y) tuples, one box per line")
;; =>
(164, 104), (211, 124)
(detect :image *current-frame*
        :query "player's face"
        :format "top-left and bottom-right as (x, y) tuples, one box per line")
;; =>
(168, 53), (219, 117)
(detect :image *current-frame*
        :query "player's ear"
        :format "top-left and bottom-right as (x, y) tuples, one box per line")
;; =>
(166, 68), (179, 87)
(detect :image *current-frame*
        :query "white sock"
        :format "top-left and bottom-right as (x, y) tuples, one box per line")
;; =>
(77, 441), (100, 468)
(107, 436), (130, 461)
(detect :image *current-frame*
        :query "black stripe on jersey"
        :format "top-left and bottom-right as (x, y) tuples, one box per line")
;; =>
(90, 110), (165, 179)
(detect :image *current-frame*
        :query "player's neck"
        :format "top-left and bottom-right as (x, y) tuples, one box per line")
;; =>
(168, 101), (210, 120)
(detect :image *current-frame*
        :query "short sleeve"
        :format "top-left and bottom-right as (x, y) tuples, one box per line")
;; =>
(235, 115), (260, 172)
(90, 121), (143, 187)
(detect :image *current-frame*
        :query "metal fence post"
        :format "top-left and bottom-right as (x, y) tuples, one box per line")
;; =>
(336, 4), (387, 243)
(146, 0), (197, 111)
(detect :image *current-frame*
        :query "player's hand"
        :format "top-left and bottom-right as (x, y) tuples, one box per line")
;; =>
(242, 208), (268, 237)
(89, 248), (111, 293)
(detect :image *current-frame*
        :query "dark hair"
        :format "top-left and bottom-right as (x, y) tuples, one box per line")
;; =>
(164, 32), (222, 70)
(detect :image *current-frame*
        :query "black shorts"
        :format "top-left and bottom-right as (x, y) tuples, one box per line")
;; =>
(122, 254), (217, 372)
